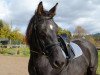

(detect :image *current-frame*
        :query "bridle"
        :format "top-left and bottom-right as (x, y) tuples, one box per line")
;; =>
(30, 15), (60, 56)
(29, 15), (70, 74)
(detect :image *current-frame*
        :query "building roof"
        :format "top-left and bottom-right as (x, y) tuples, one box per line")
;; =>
(0, 38), (9, 41)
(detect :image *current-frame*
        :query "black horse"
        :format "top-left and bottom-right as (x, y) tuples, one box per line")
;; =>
(26, 2), (98, 75)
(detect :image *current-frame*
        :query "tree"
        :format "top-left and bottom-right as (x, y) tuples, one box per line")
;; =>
(92, 33), (100, 46)
(0, 22), (11, 38)
(74, 26), (87, 38)
(93, 33), (100, 41)
(85, 35), (96, 45)
(0, 20), (3, 29)
(57, 27), (71, 39)
(0, 20), (25, 44)
(9, 28), (24, 44)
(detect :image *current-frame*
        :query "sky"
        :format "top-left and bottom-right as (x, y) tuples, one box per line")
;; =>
(0, 0), (100, 34)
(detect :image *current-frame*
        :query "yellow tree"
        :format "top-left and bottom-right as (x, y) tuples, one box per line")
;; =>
(0, 20), (3, 29)
(0, 22), (11, 38)
(10, 28), (24, 44)
(0, 20), (24, 44)
(74, 26), (87, 38)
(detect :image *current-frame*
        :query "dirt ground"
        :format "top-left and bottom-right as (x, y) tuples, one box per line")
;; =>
(0, 55), (99, 75)
(0, 55), (29, 75)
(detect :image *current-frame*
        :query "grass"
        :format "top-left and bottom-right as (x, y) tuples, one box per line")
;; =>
(0, 47), (30, 57)
(97, 50), (100, 74)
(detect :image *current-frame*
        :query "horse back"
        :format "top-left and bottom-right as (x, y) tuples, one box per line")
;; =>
(72, 38), (98, 68)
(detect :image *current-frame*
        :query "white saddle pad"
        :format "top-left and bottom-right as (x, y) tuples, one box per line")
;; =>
(70, 42), (83, 59)
(60, 42), (83, 59)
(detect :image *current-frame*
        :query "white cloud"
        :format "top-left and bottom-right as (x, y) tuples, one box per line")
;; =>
(0, 0), (100, 34)
(73, 17), (94, 25)
(0, 0), (11, 20)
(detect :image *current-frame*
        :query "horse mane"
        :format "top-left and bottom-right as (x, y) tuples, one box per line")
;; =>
(25, 10), (47, 46)
(26, 12), (37, 46)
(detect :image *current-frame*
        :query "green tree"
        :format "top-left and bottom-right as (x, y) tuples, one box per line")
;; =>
(57, 27), (71, 39)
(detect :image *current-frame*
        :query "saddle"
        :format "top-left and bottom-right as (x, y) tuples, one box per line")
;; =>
(57, 34), (83, 59)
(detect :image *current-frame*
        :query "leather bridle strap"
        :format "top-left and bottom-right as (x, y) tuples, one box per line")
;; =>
(44, 43), (60, 50)
(31, 28), (60, 55)
(31, 17), (60, 55)
(30, 42), (60, 56)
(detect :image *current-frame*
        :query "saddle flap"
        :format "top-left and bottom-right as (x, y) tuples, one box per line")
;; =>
(57, 34), (83, 59)
(70, 42), (83, 59)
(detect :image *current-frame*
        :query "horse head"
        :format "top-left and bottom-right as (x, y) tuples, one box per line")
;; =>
(26, 2), (67, 69)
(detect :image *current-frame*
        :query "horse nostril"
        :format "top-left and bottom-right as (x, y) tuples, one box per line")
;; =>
(61, 62), (64, 66)
(54, 61), (64, 68)
(55, 61), (60, 66)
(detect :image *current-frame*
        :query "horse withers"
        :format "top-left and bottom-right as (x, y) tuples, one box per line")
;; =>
(26, 2), (98, 75)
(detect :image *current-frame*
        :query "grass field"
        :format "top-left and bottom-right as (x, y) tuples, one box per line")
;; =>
(97, 50), (100, 74)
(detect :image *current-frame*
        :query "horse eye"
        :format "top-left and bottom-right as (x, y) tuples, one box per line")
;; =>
(40, 35), (45, 39)
(45, 49), (51, 55)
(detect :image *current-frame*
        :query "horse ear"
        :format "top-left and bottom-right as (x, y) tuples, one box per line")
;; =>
(37, 1), (44, 15)
(49, 3), (58, 17)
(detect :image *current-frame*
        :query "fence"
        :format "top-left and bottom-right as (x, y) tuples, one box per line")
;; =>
(0, 45), (27, 48)
(97, 47), (100, 50)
